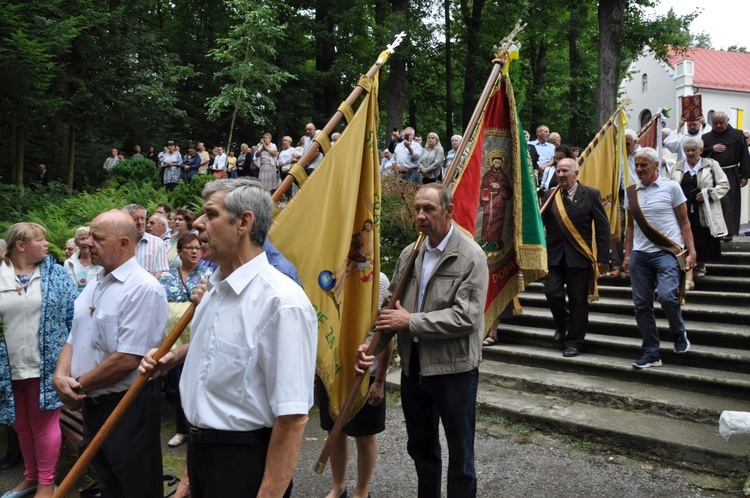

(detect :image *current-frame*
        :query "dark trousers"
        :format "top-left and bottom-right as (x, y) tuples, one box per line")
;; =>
(544, 264), (592, 349)
(187, 429), (292, 498)
(401, 348), (478, 498)
(83, 381), (163, 498)
(167, 365), (188, 434)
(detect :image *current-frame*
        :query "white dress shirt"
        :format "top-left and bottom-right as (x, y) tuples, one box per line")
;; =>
(68, 257), (168, 396)
(180, 252), (317, 431)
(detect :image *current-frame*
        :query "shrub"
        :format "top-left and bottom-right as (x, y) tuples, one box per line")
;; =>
(379, 175), (419, 278)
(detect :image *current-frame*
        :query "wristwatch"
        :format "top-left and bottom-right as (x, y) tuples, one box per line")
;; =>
(75, 377), (86, 395)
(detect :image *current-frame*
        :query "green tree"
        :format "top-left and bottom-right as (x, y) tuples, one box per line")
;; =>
(0, 0), (80, 186)
(205, 0), (293, 150)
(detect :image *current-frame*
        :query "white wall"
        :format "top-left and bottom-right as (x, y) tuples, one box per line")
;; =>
(620, 52), (750, 225)
(620, 54), (675, 130)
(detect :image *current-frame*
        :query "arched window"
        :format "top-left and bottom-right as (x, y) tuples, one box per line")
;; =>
(642, 74), (648, 93)
(706, 110), (715, 125)
(639, 109), (652, 128)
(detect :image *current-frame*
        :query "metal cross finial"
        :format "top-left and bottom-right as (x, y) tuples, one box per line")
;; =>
(387, 32), (407, 53)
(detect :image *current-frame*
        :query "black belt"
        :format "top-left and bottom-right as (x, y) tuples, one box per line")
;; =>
(84, 389), (127, 406)
(188, 426), (272, 445)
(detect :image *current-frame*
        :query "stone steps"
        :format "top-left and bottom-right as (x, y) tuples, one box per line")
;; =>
(505, 305), (750, 350)
(386, 238), (750, 477)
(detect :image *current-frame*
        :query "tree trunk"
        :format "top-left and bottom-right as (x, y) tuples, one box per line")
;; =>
(444, 0), (453, 139)
(314, 0), (339, 120)
(528, 37), (548, 129)
(386, 0), (408, 136)
(460, 0), (487, 130)
(66, 125), (76, 195)
(13, 123), (25, 188)
(568, 0), (582, 145)
(596, 0), (625, 128)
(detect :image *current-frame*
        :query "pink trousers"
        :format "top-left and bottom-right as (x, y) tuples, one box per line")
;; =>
(12, 378), (62, 486)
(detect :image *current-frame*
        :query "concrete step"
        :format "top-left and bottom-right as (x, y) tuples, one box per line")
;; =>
(517, 291), (750, 326)
(524, 280), (750, 308)
(385, 369), (750, 476)
(703, 262), (750, 278)
(588, 273), (750, 293)
(494, 324), (750, 374)
(477, 361), (749, 424)
(505, 305), (750, 349)
(481, 343), (750, 400)
(476, 384), (749, 476)
(720, 250), (750, 265)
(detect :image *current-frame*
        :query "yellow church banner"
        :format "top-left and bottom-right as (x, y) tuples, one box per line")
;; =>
(268, 74), (381, 421)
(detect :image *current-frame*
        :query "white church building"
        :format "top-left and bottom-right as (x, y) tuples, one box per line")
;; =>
(619, 47), (750, 225)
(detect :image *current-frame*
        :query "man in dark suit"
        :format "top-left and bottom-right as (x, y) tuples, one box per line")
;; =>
(542, 158), (610, 357)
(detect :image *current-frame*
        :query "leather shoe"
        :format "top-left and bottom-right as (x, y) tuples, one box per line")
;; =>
(553, 329), (566, 344)
(563, 347), (579, 357)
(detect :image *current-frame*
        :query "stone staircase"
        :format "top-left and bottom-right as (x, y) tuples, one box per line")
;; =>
(476, 238), (750, 477)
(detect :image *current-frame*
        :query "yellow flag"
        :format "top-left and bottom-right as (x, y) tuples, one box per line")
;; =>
(268, 74), (381, 421)
(578, 108), (628, 242)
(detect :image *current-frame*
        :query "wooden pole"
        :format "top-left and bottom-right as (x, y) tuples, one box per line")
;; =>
(313, 24), (526, 474)
(53, 304), (196, 498)
(272, 34), (404, 204)
(314, 234), (424, 474)
(540, 105), (624, 215)
(575, 106), (623, 167)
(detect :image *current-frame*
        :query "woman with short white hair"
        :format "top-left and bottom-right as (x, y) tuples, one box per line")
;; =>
(670, 136), (730, 289)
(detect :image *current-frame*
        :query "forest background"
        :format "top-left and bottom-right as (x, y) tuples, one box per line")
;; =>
(1, 0), (742, 272)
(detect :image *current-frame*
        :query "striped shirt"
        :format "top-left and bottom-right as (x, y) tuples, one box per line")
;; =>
(136, 232), (169, 275)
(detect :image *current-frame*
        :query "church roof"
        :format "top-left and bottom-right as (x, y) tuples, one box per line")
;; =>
(668, 47), (750, 93)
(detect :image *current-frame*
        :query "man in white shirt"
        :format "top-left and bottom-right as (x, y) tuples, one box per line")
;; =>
(393, 126), (423, 182)
(623, 147), (696, 369)
(529, 124), (555, 183)
(102, 148), (119, 172)
(211, 147), (228, 176)
(147, 213), (170, 242)
(122, 204), (169, 278)
(53, 210), (168, 497)
(302, 122), (324, 172)
(139, 178), (317, 498)
(664, 116), (711, 164)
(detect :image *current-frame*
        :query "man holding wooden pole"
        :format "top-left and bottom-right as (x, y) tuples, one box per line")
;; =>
(140, 178), (317, 498)
(355, 183), (488, 498)
(53, 210), (168, 497)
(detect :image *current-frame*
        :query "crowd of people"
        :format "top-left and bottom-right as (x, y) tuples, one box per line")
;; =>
(102, 123), (329, 194)
(0, 109), (748, 498)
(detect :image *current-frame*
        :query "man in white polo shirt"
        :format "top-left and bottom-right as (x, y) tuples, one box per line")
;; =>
(623, 147), (696, 369)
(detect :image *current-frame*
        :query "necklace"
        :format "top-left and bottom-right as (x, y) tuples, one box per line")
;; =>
(90, 278), (115, 316)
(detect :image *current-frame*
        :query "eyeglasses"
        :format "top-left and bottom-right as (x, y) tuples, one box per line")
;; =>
(182, 246), (201, 252)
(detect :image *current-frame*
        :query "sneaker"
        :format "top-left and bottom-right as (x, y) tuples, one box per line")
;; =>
(632, 355), (662, 369)
(674, 332), (691, 353)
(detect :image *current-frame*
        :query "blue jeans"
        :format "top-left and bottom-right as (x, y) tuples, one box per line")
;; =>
(401, 349), (478, 498)
(629, 250), (686, 357)
(400, 169), (420, 183)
